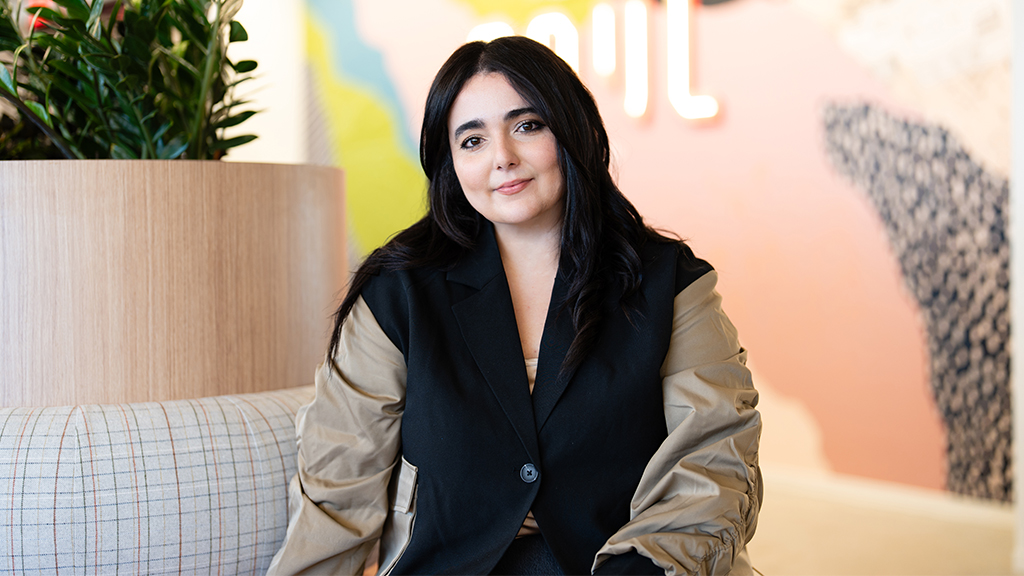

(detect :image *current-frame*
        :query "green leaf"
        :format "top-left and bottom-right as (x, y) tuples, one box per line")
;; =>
(155, 46), (201, 78)
(157, 135), (188, 159)
(0, 12), (21, 44)
(51, 0), (91, 22)
(0, 64), (15, 94)
(165, 11), (207, 49)
(208, 134), (256, 151)
(70, 28), (111, 52)
(122, 35), (150, 62)
(179, 0), (208, 20)
(80, 52), (119, 70)
(51, 15), (89, 36)
(103, 0), (125, 41)
(218, 98), (252, 109)
(122, 8), (140, 30)
(3, 0), (256, 160)
(86, 0), (106, 35)
(31, 29), (79, 56)
(25, 6), (65, 25)
(48, 59), (92, 84)
(220, 0), (244, 26)
(122, 9), (156, 44)
(109, 142), (138, 159)
(24, 101), (53, 128)
(228, 20), (247, 42)
(212, 109), (256, 129)
(109, 113), (140, 137)
(46, 75), (100, 113)
(152, 121), (171, 142)
(232, 60), (257, 73)
(0, 37), (20, 55)
(223, 75), (256, 90)
(113, 54), (131, 72)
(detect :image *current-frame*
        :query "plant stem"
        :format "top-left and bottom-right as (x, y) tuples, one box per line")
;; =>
(91, 71), (118, 151)
(190, 0), (223, 159)
(114, 90), (157, 158)
(0, 89), (79, 158)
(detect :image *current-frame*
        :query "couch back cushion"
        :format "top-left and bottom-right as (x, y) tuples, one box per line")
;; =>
(0, 386), (314, 575)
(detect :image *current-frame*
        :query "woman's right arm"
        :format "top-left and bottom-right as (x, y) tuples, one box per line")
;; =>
(267, 295), (408, 576)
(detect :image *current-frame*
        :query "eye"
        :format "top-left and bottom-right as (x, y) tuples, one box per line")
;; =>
(517, 119), (545, 133)
(460, 136), (483, 149)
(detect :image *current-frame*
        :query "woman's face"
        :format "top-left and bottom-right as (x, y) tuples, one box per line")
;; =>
(447, 72), (565, 237)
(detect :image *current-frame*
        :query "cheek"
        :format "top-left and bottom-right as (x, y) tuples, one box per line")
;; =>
(452, 155), (487, 193)
(535, 139), (561, 178)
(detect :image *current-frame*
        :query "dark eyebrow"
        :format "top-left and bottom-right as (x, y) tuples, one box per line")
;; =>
(505, 107), (537, 121)
(452, 108), (539, 140)
(452, 119), (483, 140)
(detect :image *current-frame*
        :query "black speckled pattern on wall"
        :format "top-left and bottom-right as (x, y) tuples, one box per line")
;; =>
(823, 103), (1011, 501)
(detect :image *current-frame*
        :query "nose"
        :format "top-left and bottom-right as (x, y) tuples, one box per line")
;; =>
(493, 134), (518, 170)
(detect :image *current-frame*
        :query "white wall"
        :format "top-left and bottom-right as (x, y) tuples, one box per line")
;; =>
(224, 0), (307, 164)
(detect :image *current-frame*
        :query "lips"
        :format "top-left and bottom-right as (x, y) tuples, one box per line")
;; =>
(494, 178), (531, 195)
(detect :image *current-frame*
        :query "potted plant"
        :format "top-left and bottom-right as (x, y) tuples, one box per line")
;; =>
(0, 0), (347, 407)
(0, 0), (257, 159)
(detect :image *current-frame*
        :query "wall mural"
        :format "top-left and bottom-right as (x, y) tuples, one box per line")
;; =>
(304, 0), (426, 257)
(824, 103), (1011, 501)
(303, 0), (1011, 495)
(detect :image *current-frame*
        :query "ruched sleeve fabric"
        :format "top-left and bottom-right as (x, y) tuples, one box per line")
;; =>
(593, 270), (762, 576)
(266, 296), (407, 576)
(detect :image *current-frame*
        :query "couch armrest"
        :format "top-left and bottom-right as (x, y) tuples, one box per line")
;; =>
(0, 386), (315, 574)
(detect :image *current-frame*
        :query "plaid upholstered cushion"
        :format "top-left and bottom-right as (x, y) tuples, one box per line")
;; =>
(0, 386), (314, 575)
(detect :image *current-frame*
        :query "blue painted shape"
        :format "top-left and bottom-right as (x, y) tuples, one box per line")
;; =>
(306, 0), (418, 156)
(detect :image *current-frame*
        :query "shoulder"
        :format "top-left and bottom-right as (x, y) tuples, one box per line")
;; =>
(358, 264), (446, 356)
(361, 263), (443, 301)
(639, 239), (714, 296)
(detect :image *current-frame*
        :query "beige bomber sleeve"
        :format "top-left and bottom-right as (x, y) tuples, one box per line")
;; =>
(267, 296), (407, 576)
(593, 271), (762, 576)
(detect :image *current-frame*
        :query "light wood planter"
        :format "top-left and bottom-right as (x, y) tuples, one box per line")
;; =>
(0, 160), (346, 407)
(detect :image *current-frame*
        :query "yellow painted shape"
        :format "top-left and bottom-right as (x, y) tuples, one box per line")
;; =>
(456, 0), (594, 25)
(306, 18), (427, 255)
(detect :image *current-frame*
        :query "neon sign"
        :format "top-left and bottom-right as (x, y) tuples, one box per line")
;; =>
(466, 0), (718, 120)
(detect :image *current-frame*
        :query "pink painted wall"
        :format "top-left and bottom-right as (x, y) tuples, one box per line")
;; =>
(606, 0), (944, 489)
(350, 0), (946, 489)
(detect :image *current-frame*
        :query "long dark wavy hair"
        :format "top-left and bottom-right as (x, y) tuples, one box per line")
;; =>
(328, 36), (676, 378)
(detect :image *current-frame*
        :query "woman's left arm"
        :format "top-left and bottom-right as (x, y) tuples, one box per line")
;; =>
(594, 270), (762, 576)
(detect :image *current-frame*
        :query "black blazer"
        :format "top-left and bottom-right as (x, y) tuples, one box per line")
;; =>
(360, 224), (712, 575)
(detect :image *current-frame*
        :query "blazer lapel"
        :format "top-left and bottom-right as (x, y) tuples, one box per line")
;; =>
(448, 224), (540, 462)
(531, 269), (578, 432)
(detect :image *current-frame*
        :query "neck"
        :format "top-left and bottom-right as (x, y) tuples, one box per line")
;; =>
(492, 220), (562, 361)
(493, 220), (561, 272)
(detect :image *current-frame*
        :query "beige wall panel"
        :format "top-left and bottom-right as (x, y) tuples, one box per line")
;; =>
(0, 160), (346, 406)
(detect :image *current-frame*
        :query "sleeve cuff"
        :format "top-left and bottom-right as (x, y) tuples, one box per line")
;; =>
(593, 551), (664, 575)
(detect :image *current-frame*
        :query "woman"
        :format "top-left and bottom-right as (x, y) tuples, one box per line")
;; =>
(269, 36), (761, 576)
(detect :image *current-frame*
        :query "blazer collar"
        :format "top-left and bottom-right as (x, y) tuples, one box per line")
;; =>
(449, 222), (540, 461)
(447, 221), (580, 446)
(445, 221), (503, 289)
(531, 271), (577, 432)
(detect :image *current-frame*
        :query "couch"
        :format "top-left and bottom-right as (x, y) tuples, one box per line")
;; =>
(0, 386), (314, 575)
